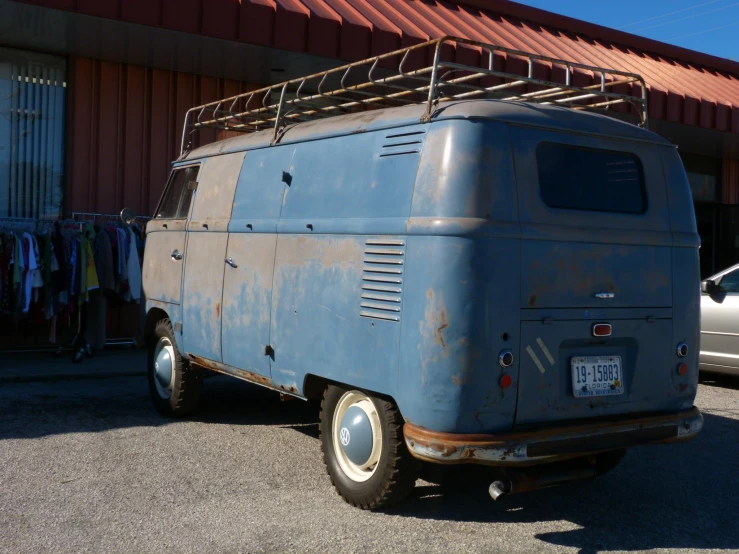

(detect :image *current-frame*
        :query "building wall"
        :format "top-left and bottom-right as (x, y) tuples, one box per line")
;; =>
(64, 57), (256, 340)
(65, 55), (258, 217)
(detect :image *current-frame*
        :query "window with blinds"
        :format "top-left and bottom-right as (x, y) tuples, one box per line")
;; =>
(0, 48), (65, 219)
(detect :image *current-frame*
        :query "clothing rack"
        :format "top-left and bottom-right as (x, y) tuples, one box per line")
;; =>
(0, 212), (147, 358)
(69, 212), (149, 352)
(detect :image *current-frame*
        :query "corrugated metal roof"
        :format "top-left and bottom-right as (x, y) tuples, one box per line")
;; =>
(15, 0), (739, 133)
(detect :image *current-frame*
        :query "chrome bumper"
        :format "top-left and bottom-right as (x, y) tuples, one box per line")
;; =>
(404, 408), (703, 466)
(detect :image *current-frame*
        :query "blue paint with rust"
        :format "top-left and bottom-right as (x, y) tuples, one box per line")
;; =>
(144, 100), (700, 436)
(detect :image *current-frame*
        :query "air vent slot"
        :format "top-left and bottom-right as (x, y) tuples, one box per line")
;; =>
(361, 238), (405, 322)
(379, 130), (425, 158)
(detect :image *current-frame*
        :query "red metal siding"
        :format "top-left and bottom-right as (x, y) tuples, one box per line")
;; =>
(17, 0), (739, 134)
(725, 159), (739, 205)
(66, 56), (256, 217)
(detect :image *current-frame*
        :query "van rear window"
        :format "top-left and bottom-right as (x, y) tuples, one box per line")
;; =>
(536, 143), (646, 214)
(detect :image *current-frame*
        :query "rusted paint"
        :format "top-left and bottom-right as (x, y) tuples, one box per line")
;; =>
(215, 302), (220, 317)
(189, 354), (305, 399)
(528, 293), (536, 307)
(403, 408), (703, 466)
(421, 289), (450, 352)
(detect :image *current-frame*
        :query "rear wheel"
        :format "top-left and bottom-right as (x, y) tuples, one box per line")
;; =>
(320, 385), (420, 509)
(147, 319), (201, 417)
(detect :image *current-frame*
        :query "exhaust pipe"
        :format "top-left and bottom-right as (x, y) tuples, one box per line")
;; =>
(488, 460), (599, 501)
(488, 480), (511, 500)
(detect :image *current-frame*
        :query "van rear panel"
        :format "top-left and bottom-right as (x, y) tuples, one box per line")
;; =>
(509, 125), (698, 427)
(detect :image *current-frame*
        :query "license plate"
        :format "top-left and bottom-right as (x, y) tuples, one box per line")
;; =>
(571, 356), (624, 398)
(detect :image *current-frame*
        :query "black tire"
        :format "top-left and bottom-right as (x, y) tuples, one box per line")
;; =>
(320, 385), (420, 509)
(147, 318), (201, 417)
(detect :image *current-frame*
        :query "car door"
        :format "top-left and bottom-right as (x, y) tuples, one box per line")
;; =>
(181, 152), (245, 363)
(142, 164), (199, 306)
(701, 267), (739, 371)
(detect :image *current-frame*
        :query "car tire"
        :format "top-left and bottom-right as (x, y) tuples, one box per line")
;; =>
(148, 318), (201, 417)
(320, 385), (420, 509)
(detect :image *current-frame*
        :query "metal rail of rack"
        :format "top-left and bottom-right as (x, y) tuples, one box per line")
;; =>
(180, 35), (648, 154)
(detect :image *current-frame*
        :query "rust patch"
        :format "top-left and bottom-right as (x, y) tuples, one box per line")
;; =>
(189, 353), (274, 388)
(436, 309), (449, 348)
(420, 288), (451, 360)
(215, 302), (220, 317)
(528, 293), (537, 307)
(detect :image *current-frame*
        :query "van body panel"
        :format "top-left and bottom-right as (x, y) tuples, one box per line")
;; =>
(222, 233), (277, 378)
(397, 235), (521, 434)
(181, 152), (243, 362)
(268, 127), (424, 394)
(507, 125), (698, 427)
(182, 231), (229, 362)
(221, 147), (290, 377)
(510, 126), (674, 312)
(142, 226), (186, 305)
(410, 120), (518, 222)
(396, 120), (521, 434)
(515, 319), (675, 426)
(279, 125), (425, 221)
(270, 234), (401, 397)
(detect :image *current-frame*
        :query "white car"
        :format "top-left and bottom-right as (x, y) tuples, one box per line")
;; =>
(700, 263), (739, 375)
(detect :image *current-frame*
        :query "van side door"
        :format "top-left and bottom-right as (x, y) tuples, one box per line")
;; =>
(143, 164), (199, 306)
(221, 147), (293, 377)
(181, 152), (245, 362)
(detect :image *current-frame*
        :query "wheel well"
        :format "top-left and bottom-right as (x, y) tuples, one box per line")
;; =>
(143, 307), (169, 346)
(302, 374), (401, 415)
(302, 374), (328, 401)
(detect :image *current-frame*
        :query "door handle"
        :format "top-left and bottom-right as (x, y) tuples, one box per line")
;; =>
(171, 250), (183, 261)
(225, 257), (237, 268)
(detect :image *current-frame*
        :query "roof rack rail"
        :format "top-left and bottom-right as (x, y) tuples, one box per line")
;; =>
(180, 36), (648, 155)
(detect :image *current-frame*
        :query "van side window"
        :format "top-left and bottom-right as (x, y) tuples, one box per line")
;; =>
(156, 166), (199, 219)
(537, 143), (646, 214)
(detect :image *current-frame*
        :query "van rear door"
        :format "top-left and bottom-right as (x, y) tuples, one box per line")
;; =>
(509, 126), (677, 426)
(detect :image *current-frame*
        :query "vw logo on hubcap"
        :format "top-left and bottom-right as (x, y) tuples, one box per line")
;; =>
(340, 427), (350, 446)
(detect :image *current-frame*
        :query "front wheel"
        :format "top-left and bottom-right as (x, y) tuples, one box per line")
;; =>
(147, 318), (202, 417)
(320, 385), (420, 509)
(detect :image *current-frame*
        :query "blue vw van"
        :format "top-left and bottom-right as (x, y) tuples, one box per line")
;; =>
(141, 38), (702, 509)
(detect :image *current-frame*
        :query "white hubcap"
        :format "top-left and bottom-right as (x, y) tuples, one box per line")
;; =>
(332, 391), (382, 483)
(153, 337), (176, 400)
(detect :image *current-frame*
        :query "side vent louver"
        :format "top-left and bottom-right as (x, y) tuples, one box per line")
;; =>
(361, 239), (405, 322)
(379, 130), (424, 158)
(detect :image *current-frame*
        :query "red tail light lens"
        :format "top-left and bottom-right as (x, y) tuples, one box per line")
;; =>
(678, 364), (688, 376)
(500, 374), (513, 389)
(592, 323), (612, 337)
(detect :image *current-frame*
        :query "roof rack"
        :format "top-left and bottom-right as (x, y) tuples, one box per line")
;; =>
(180, 36), (648, 155)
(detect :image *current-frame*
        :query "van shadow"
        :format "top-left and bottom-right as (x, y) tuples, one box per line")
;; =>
(390, 410), (739, 552)
(192, 379), (739, 552)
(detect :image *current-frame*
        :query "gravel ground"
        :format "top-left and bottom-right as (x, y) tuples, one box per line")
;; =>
(1, 372), (738, 554)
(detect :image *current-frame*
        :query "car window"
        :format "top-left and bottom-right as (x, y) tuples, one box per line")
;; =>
(719, 268), (739, 293)
(537, 143), (646, 214)
(155, 166), (199, 219)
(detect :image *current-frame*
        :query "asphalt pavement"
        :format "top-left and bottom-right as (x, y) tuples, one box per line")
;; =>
(1, 371), (738, 553)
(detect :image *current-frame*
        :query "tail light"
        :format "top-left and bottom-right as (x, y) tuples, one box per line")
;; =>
(592, 323), (612, 337)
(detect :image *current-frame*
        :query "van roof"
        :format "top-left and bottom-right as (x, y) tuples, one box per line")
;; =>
(180, 99), (671, 162)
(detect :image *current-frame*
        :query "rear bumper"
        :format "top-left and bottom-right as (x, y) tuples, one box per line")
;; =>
(403, 408), (703, 466)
